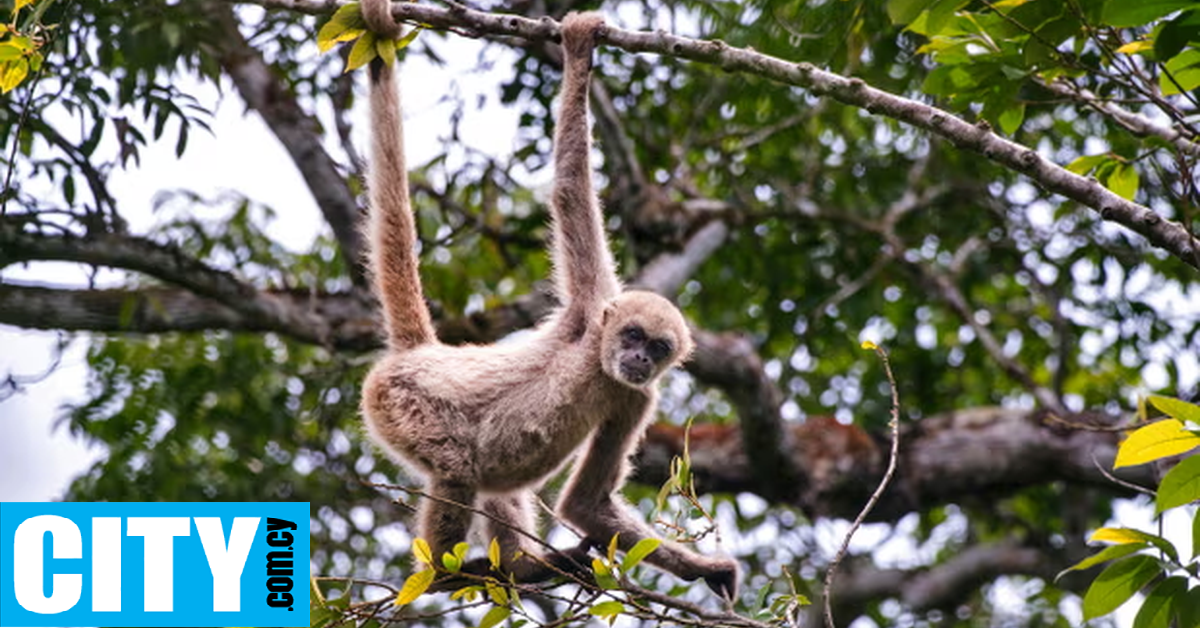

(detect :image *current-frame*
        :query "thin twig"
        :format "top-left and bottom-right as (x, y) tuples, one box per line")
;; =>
(823, 343), (901, 628)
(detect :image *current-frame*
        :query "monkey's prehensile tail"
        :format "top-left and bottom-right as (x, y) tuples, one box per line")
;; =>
(362, 0), (437, 350)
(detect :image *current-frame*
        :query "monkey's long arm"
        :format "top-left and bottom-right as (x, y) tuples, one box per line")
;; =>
(551, 16), (622, 330)
(559, 407), (739, 597)
(363, 0), (437, 350)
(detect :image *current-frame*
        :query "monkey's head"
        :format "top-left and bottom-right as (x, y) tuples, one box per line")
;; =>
(599, 291), (693, 389)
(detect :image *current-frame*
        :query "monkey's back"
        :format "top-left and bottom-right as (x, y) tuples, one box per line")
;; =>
(361, 327), (648, 491)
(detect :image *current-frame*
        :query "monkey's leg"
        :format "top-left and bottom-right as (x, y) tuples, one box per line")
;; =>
(462, 492), (591, 583)
(558, 413), (740, 598)
(420, 477), (476, 560)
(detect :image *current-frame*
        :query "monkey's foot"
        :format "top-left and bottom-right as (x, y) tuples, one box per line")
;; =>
(700, 557), (740, 600)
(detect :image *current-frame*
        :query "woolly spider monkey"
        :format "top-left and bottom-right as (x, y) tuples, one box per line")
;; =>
(358, 1), (738, 598)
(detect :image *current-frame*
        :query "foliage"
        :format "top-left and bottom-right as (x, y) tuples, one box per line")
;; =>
(1059, 396), (1200, 627)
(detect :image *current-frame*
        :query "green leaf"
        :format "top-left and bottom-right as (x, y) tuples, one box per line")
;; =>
(442, 551), (462, 572)
(1082, 555), (1162, 620)
(1133, 576), (1187, 628)
(316, 1), (367, 53)
(1115, 419), (1200, 467)
(1156, 454), (1200, 512)
(477, 605), (511, 628)
(1105, 162), (1139, 200)
(607, 533), (620, 564)
(998, 103), (1025, 135)
(1154, 11), (1200, 61)
(1148, 396), (1200, 424)
(621, 538), (661, 571)
(888, 0), (938, 25)
(1066, 153), (1110, 175)
(1193, 506), (1200, 558)
(1179, 586), (1200, 628)
(1161, 48), (1200, 95)
(346, 31), (378, 72)
(394, 569), (435, 606)
(1056, 542), (1147, 580)
(1103, 0), (1198, 28)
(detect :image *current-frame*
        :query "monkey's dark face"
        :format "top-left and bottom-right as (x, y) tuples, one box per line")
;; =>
(600, 291), (693, 389)
(614, 324), (674, 385)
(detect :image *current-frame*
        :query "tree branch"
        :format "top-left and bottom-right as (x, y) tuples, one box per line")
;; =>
(0, 225), (333, 344)
(204, 0), (367, 284)
(228, 0), (1200, 270)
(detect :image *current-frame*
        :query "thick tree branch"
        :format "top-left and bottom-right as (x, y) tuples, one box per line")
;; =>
(638, 407), (1151, 521)
(229, 0), (1200, 270)
(0, 225), (333, 344)
(204, 1), (367, 284)
(824, 540), (1049, 625)
(1040, 79), (1200, 156)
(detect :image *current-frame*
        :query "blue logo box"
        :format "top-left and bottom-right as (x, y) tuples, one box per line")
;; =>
(0, 502), (309, 627)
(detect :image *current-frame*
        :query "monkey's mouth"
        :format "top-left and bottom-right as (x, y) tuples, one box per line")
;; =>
(619, 363), (653, 386)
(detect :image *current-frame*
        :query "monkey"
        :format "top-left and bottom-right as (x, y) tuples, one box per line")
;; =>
(357, 1), (739, 598)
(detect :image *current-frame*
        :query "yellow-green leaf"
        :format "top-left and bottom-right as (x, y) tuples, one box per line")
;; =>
(621, 538), (661, 571)
(1089, 527), (1178, 562)
(1115, 40), (1153, 55)
(477, 605), (510, 628)
(484, 581), (508, 606)
(345, 31), (378, 73)
(442, 551), (461, 572)
(589, 600), (626, 625)
(450, 585), (482, 602)
(1091, 527), (1157, 545)
(1115, 419), (1200, 468)
(0, 43), (22, 61)
(412, 537), (433, 566)
(1066, 153), (1109, 176)
(1104, 163), (1139, 201)
(607, 533), (620, 564)
(316, 1), (366, 52)
(317, 28), (365, 54)
(1148, 395), (1200, 424)
(488, 538), (501, 570)
(0, 59), (28, 93)
(1156, 454), (1200, 513)
(394, 569), (435, 606)
(375, 34), (395, 67)
(1056, 542), (1146, 581)
(13, 0), (33, 13)
(396, 25), (423, 51)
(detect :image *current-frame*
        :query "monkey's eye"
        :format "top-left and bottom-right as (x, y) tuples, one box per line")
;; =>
(646, 339), (672, 362)
(621, 326), (647, 344)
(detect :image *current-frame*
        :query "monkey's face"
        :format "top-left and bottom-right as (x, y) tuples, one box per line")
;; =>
(600, 291), (693, 389)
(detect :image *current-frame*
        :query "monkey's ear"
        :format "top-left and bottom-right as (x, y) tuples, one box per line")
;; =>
(600, 301), (615, 326)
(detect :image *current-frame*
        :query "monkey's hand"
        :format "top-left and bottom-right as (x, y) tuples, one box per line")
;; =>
(701, 557), (740, 600)
(560, 12), (605, 64)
